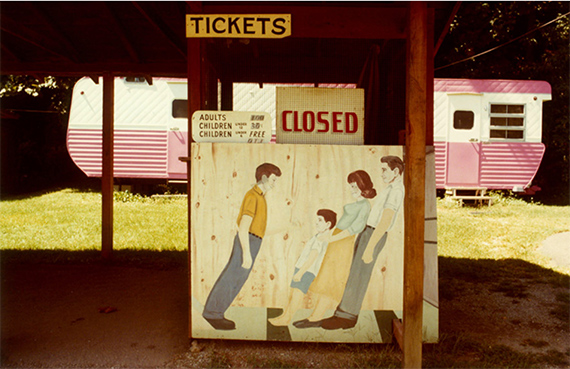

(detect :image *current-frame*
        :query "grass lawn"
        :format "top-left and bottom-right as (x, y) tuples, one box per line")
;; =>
(437, 193), (570, 274)
(2, 189), (568, 272)
(1, 189), (569, 368)
(0, 189), (188, 252)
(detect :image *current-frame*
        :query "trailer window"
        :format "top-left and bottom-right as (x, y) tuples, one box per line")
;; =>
(172, 99), (188, 118)
(489, 104), (525, 140)
(453, 110), (474, 130)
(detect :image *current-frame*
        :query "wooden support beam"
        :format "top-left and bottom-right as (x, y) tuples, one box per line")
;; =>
(0, 14), (74, 62)
(28, 2), (82, 63)
(102, 73), (114, 260)
(132, 1), (187, 59)
(393, 319), (404, 350)
(403, 2), (427, 368)
(0, 61), (188, 78)
(187, 1), (203, 338)
(200, 4), (407, 39)
(1, 43), (21, 62)
(434, 1), (462, 57)
(426, 10), (435, 146)
(101, 2), (142, 63)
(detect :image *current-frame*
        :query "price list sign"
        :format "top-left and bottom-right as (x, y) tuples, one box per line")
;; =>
(192, 111), (272, 143)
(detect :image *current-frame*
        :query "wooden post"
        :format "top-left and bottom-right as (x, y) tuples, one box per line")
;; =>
(187, 1), (204, 338)
(403, 2), (427, 368)
(102, 73), (114, 260)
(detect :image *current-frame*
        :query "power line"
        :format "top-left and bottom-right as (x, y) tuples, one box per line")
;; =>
(435, 11), (570, 71)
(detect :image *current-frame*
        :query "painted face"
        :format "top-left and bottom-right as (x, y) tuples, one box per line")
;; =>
(381, 162), (398, 184)
(349, 182), (362, 199)
(315, 215), (330, 233)
(262, 173), (278, 191)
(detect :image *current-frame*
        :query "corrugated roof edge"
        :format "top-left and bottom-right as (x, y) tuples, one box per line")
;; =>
(434, 78), (551, 95)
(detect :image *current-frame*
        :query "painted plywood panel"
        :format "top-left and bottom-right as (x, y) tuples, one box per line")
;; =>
(190, 143), (438, 343)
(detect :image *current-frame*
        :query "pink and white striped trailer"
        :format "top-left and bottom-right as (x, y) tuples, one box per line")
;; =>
(433, 79), (551, 192)
(68, 77), (550, 192)
(67, 77), (353, 181)
(67, 77), (189, 180)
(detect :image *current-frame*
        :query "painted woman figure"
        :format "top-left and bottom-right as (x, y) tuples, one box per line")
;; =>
(293, 170), (376, 328)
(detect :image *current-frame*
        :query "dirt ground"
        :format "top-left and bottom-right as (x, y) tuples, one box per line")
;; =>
(1, 250), (569, 369)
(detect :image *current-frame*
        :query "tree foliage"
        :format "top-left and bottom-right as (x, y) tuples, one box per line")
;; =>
(1, 76), (80, 196)
(435, 1), (570, 204)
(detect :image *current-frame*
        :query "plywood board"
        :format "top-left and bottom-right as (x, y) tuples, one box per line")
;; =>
(190, 143), (438, 343)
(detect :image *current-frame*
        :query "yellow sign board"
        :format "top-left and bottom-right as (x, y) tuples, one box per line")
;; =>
(186, 14), (291, 38)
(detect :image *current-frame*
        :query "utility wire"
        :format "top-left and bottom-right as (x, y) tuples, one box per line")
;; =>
(435, 11), (570, 71)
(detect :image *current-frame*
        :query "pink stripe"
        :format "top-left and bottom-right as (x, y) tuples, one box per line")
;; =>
(434, 79), (551, 94)
(434, 141), (544, 189)
(67, 128), (168, 178)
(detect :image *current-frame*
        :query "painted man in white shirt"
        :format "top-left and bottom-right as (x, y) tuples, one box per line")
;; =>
(320, 155), (404, 330)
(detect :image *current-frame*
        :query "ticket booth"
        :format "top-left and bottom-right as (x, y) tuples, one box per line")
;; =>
(184, 3), (455, 367)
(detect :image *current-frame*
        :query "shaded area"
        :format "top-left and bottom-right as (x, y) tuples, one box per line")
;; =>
(1, 250), (189, 368)
(1, 251), (569, 368)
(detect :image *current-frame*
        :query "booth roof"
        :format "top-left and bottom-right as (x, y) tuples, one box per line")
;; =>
(0, 1), (457, 82)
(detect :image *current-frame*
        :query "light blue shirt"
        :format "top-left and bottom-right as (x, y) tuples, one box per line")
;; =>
(336, 199), (371, 235)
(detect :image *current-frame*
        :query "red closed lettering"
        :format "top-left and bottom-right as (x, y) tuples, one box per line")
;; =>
(282, 111), (293, 132)
(332, 112), (343, 133)
(303, 111), (315, 132)
(317, 112), (329, 132)
(282, 110), (359, 134)
(345, 112), (358, 133)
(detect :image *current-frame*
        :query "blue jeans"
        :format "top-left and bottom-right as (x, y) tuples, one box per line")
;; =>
(335, 226), (388, 320)
(202, 233), (262, 320)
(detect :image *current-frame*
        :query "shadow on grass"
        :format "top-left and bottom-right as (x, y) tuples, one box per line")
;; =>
(0, 249), (188, 270)
(1, 251), (568, 368)
(439, 256), (569, 296)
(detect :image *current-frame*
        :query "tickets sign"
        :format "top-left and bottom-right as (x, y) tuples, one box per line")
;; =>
(192, 111), (272, 143)
(276, 87), (365, 145)
(186, 14), (291, 38)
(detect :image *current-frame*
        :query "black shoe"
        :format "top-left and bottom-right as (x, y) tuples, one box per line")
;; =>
(292, 319), (322, 329)
(321, 316), (357, 330)
(204, 316), (236, 330)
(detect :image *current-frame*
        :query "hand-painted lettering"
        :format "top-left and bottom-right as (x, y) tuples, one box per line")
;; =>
(213, 17), (225, 33)
(282, 110), (360, 134)
(190, 17), (203, 33)
(243, 17), (255, 34)
(303, 111), (315, 132)
(317, 112), (329, 132)
(332, 112), (343, 133)
(257, 18), (270, 34)
(272, 18), (287, 35)
(228, 17), (240, 34)
(345, 112), (358, 133)
(282, 111), (293, 132)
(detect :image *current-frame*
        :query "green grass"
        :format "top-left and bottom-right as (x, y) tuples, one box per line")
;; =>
(0, 189), (187, 252)
(2, 189), (569, 369)
(437, 194), (570, 273)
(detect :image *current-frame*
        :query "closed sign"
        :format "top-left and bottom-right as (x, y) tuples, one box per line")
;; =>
(276, 87), (365, 145)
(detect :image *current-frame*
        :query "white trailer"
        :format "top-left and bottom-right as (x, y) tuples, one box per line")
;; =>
(67, 77), (550, 193)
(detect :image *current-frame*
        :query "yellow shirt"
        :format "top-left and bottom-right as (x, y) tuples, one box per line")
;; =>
(237, 185), (267, 238)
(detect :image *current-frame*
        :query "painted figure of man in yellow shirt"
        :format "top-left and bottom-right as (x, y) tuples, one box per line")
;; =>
(202, 162), (282, 330)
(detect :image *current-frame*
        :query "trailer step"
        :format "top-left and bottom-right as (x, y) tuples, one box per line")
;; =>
(446, 188), (493, 207)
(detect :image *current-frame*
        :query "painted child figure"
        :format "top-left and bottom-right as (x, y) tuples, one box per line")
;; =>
(268, 209), (337, 327)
